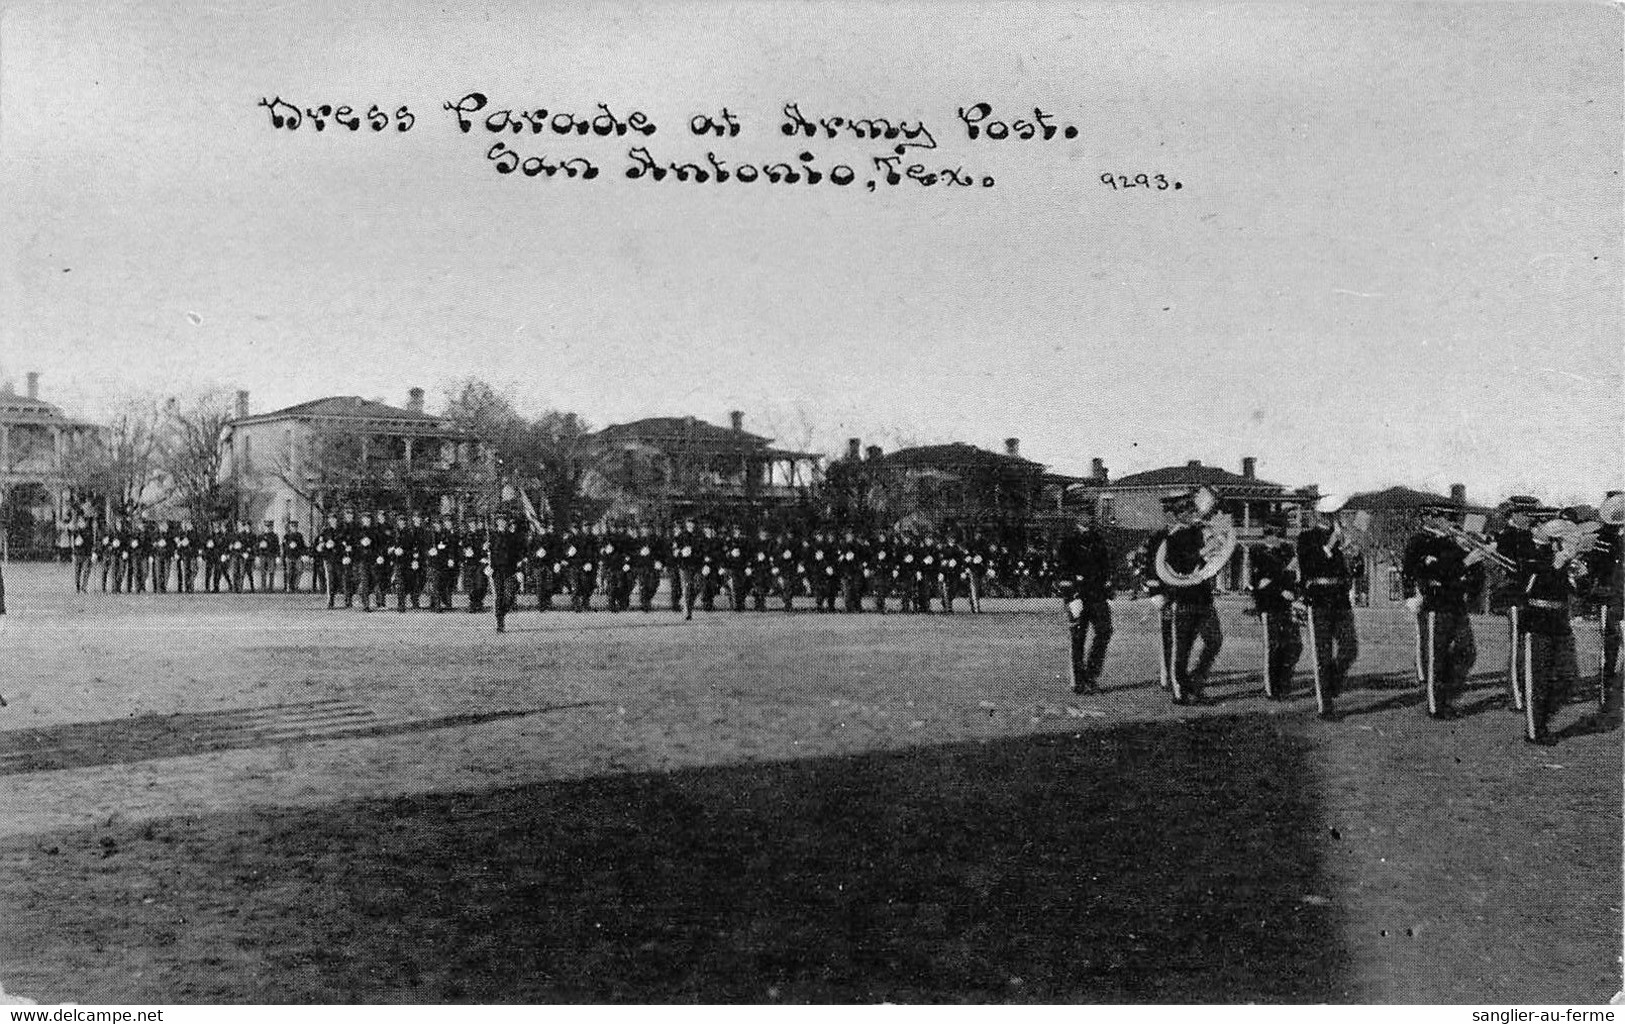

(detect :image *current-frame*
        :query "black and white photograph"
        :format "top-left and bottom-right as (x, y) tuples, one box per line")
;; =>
(0, 0), (1620, 1006)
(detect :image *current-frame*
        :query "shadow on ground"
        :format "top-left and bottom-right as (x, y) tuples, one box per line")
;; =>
(0, 700), (597, 775)
(2, 712), (1351, 1003)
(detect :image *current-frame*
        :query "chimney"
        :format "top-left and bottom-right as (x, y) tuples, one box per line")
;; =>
(847, 438), (861, 461)
(1187, 459), (1202, 468)
(407, 387), (424, 413)
(1004, 437), (1020, 457)
(729, 410), (744, 432)
(1091, 457), (1107, 483)
(235, 389), (250, 420)
(865, 445), (883, 461)
(26, 372), (38, 400)
(1242, 456), (1256, 480)
(1450, 483), (1467, 506)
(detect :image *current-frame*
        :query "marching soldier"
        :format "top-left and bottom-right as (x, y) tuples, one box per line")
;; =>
(1402, 503), (1485, 720)
(426, 515), (459, 612)
(524, 520), (558, 612)
(964, 531), (991, 613)
(228, 520), (251, 593)
(282, 520), (309, 593)
(1297, 496), (1359, 719)
(200, 521), (219, 592)
(914, 535), (941, 614)
(1054, 506), (1115, 694)
(175, 520), (199, 593)
(1250, 522), (1302, 700)
(666, 522), (685, 613)
(1493, 497), (1543, 712)
(490, 512), (522, 632)
(697, 523), (723, 612)
(746, 525), (774, 612)
(770, 524), (804, 613)
(127, 519), (149, 593)
(896, 534), (919, 612)
(633, 524), (665, 613)
(939, 535), (966, 614)
(838, 528), (868, 613)
(569, 524), (601, 612)
(1515, 520), (1581, 745)
(869, 529), (895, 613)
(71, 516), (94, 593)
(462, 517), (490, 613)
(806, 529), (838, 612)
(149, 521), (172, 593)
(371, 511), (396, 611)
(601, 523), (631, 613)
(316, 512), (344, 608)
(1584, 492), (1623, 724)
(255, 519), (280, 593)
(389, 512), (416, 612)
(99, 518), (119, 592)
(1142, 490), (1225, 706)
(723, 525), (752, 612)
(672, 518), (706, 619)
(353, 511), (382, 611)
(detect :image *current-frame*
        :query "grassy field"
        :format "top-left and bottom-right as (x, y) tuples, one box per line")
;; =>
(0, 563), (1618, 1003)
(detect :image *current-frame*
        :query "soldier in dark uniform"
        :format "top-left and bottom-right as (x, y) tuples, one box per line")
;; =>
(895, 534), (919, 612)
(805, 529), (836, 612)
(939, 535), (967, 614)
(1054, 506), (1115, 694)
(1250, 523), (1302, 701)
(316, 512), (343, 608)
(71, 516), (94, 593)
(571, 524), (601, 612)
(868, 529), (894, 613)
(199, 522), (218, 592)
(633, 524), (665, 613)
(427, 515), (459, 612)
(175, 520), (199, 593)
(772, 525), (803, 613)
(462, 517), (490, 613)
(1297, 498), (1359, 718)
(1590, 493), (1624, 723)
(526, 521), (558, 612)
(1142, 490), (1224, 706)
(723, 526), (752, 612)
(282, 521), (309, 593)
(672, 518), (706, 620)
(98, 519), (118, 592)
(1516, 520), (1580, 745)
(254, 520), (279, 593)
(129, 520), (151, 593)
(964, 531), (991, 613)
(490, 513), (521, 632)
(352, 512), (381, 611)
(697, 523), (723, 612)
(601, 524), (631, 612)
(746, 525), (774, 612)
(389, 513), (416, 612)
(149, 521), (172, 593)
(838, 528), (868, 613)
(1493, 498), (1543, 712)
(914, 535), (941, 614)
(1402, 504), (1485, 720)
(665, 522), (684, 612)
(227, 521), (251, 593)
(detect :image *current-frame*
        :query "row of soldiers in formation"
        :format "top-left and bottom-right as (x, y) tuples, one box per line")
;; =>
(1056, 489), (1623, 746)
(68, 509), (1067, 618)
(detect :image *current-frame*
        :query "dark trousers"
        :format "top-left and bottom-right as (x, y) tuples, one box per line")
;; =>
(679, 567), (702, 618)
(1305, 602), (1357, 709)
(74, 555), (93, 592)
(668, 566), (683, 611)
(1601, 601), (1622, 715)
(1067, 599), (1113, 690)
(153, 557), (171, 593)
(776, 572), (796, 612)
(1258, 608), (1303, 699)
(637, 568), (661, 611)
(728, 570), (750, 612)
(872, 575), (892, 613)
(179, 558), (196, 592)
(1417, 610), (1476, 716)
(1162, 602), (1222, 702)
(1520, 628), (1576, 740)
(465, 564), (489, 610)
(325, 558), (345, 606)
(842, 575), (865, 613)
(527, 564), (557, 610)
(571, 569), (597, 611)
(284, 557), (304, 593)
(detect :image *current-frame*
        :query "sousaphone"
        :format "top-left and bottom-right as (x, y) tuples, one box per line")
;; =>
(1154, 487), (1239, 586)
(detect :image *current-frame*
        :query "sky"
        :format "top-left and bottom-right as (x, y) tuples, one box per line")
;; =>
(2, 0), (1620, 505)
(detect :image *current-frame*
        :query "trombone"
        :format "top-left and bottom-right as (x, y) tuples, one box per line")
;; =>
(1436, 520), (1518, 573)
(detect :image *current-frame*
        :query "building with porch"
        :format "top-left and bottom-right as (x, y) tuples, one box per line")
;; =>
(219, 388), (494, 531)
(1068, 457), (1316, 592)
(578, 411), (824, 523)
(0, 373), (100, 558)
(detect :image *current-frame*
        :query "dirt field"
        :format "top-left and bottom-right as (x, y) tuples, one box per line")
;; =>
(0, 563), (1618, 1003)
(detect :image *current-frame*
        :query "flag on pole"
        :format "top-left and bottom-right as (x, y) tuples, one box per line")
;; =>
(518, 487), (547, 533)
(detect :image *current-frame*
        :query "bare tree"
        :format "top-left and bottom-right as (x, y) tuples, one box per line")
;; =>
(440, 378), (591, 523)
(61, 394), (169, 518)
(160, 391), (239, 523)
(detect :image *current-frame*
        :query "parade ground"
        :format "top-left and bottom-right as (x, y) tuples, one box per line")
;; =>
(0, 563), (1617, 1004)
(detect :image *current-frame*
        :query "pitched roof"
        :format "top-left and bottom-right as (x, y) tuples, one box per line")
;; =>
(876, 442), (1044, 471)
(0, 387), (96, 428)
(1342, 486), (1491, 514)
(1110, 462), (1286, 495)
(592, 417), (775, 449)
(232, 396), (442, 425)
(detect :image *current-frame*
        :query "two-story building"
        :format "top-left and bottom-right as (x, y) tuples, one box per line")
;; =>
(578, 411), (824, 523)
(0, 373), (100, 557)
(1068, 457), (1315, 592)
(1335, 483), (1492, 608)
(219, 388), (494, 531)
